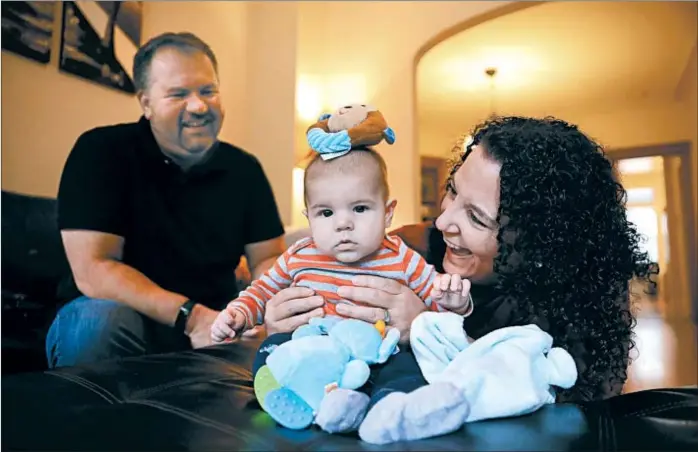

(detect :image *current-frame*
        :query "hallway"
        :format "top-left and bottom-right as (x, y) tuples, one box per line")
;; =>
(623, 295), (697, 394)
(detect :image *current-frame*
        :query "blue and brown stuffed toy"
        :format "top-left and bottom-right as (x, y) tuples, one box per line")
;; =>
(253, 317), (400, 430)
(306, 103), (396, 160)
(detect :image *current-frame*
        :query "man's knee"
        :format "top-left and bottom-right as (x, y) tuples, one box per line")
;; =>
(46, 297), (149, 368)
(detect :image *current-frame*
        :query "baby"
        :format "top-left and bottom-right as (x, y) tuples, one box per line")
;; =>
(210, 145), (474, 434)
(211, 147), (473, 342)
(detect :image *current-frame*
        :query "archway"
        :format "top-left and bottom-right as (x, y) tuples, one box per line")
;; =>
(411, 1), (696, 222)
(411, 1), (539, 222)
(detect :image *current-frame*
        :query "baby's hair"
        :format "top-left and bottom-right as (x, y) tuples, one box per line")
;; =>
(303, 147), (390, 205)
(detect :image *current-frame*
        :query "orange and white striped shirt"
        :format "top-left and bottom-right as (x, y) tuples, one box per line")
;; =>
(230, 235), (444, 328)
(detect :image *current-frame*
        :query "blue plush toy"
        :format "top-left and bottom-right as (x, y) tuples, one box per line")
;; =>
(253, 317), (400, 430)
(306, 104), (396, 161)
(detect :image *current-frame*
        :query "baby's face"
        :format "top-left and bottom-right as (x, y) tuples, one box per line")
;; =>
(304, 172), (394, 263)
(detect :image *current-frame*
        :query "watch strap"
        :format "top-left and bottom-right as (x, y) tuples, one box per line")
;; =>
(175, 299), (197, 333)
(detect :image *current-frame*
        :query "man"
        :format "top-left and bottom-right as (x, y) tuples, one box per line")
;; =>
(46, 32), (286, 368)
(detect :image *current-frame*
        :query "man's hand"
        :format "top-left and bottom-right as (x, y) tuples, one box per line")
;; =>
(336, 275), (427, 344)
(185, 304), (220, 349)
(431, 274), (473, 315)
(210, 305), (247, 343)
(265, 287), (325, 336)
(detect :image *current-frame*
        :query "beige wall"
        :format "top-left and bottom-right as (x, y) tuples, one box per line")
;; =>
(680, 46), (698, 247)
(240, 2), (298, 226)
(663, 156), (693, 319)
(685, 49), (698, 318)
(1, 0), (141, 197)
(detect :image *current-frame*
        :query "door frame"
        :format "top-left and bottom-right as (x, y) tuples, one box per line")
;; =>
(607, 141), (697, 323)
(420, 156), (448, 222)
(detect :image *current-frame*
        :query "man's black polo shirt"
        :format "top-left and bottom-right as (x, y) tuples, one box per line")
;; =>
(57, 116), (285, 309)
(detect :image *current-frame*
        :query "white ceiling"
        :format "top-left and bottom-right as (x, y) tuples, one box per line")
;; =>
(417, 1), (698, 122)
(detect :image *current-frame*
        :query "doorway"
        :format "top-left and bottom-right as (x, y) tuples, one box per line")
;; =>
(609, 142), (697, 323)
(420, 156), (448, 222)
(612, 142), (698, 394)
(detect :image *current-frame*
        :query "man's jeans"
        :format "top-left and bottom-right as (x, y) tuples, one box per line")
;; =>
(45, 296), (190, 369)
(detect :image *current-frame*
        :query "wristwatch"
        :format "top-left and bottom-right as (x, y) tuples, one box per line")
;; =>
(174, 299), (198, 334)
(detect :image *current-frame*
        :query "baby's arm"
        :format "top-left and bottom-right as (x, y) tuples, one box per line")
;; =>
(211, 251), (294, 342)
(404, 249), (439, 311)
(403, 248), (472, 315)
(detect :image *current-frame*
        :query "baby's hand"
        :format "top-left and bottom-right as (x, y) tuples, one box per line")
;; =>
(210, 305), (247, 344)
(431, 274), (473, 316)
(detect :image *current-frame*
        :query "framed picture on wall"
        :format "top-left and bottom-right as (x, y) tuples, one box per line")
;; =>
(1, 1), (56, 64)
(59, 1), (142, 94)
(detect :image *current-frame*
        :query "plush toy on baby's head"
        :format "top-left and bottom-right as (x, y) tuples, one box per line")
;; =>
(306, 103), (396, 160)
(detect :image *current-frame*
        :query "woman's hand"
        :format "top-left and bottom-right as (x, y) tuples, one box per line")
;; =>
(336, 275), (427, 344)
(264, 287), (325, 336)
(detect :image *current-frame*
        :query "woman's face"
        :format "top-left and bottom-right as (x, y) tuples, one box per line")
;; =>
(435, 145), (501, 283)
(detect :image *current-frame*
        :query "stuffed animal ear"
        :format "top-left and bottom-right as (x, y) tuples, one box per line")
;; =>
(376, 328), (400, 363)
(383, 127), (396, 145)
(545, 347), (578, 389)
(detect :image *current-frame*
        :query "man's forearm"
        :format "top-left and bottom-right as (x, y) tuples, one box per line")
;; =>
(78, 259), (188, 326)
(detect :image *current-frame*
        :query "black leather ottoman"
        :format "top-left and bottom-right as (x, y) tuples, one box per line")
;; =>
(2, 337), (697, 451)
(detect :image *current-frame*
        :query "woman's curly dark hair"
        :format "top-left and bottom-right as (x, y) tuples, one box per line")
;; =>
(449, 116), (657, 402)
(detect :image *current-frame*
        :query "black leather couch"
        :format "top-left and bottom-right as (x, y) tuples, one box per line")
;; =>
(2, 190), (698, 451)
(2, 336), (698, 451)
(1, 190), (70, 374)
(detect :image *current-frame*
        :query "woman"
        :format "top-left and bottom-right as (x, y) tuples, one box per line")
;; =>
(262, 115), (655, 405)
